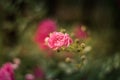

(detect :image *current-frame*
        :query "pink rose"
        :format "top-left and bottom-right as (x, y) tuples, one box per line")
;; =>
(45, 32), (72, 50)
(34, 19), (57, 51)
(0, 62), (15, 80)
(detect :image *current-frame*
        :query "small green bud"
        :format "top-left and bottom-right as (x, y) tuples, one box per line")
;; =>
(61, 29), (66, 33)
(61, 47), (65, 51)
(80, 43), (85, 49)
(81, 55), (86, 61)
(65, 57), (71, 63)
(75, 39), (80, 43)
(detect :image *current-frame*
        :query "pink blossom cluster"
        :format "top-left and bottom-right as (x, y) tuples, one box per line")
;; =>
(34, 19), (57, 50)
(0, 63), (15, 80)
(45, 32), (72, 50)
(34, 19), (88, 51)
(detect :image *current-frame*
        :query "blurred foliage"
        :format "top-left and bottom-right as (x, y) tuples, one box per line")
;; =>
(0, 0), (120, 80)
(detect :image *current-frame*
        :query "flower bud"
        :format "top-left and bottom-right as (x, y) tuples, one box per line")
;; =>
(80, 43), (85, 49)
(65, 57), (71, 63)
(75, 39), (80, 44)
(81, 55), (86, 61)
(60, 29), (66, 33)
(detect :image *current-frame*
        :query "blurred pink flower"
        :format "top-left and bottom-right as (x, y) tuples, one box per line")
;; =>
(12, 58), (21, 69)
(74, 25), (88, 39)
(25, 74), (35, 80)
(45, 32), (73, 50)
(33, 66), (45, 79)
(34, 19), (57, 51)
(0, 62), (15, 80)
